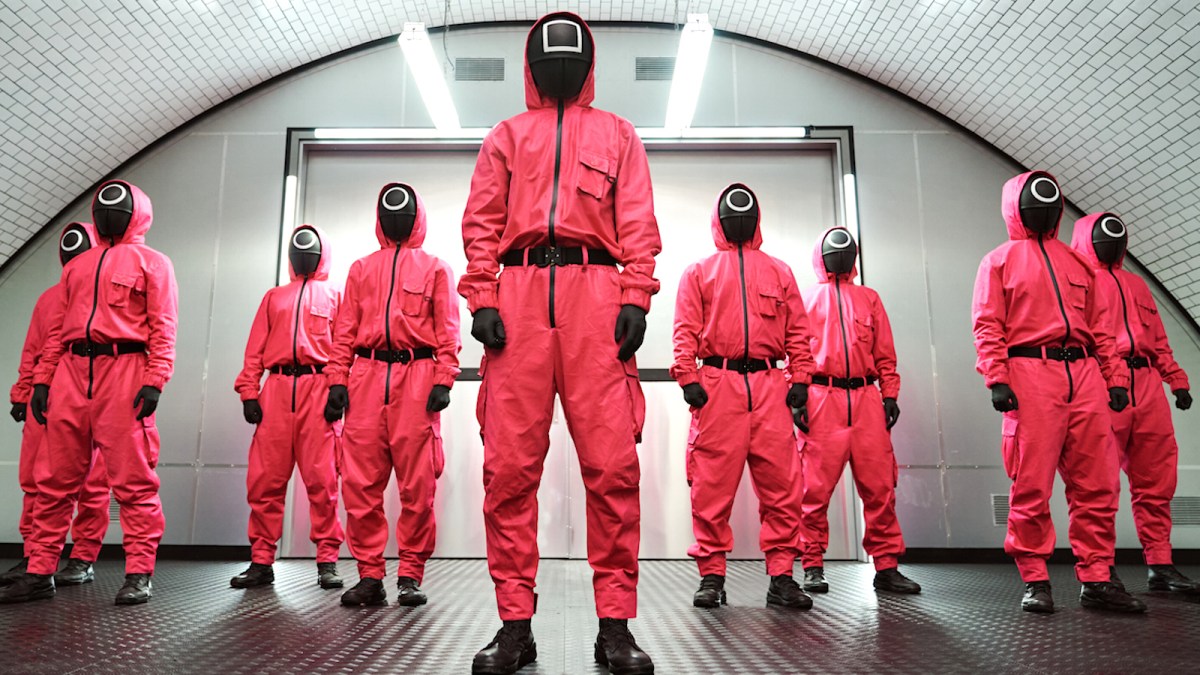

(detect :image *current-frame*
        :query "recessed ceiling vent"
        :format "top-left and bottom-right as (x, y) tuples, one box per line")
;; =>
(635, 56), (675, 80)
(455, 58), (504, 81)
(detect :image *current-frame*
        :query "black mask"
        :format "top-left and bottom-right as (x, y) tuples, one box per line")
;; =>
(93, 181), (134, 239)
(289, 226), (322, 277)
(58, 223), (92, 266)
(1018, 172), (1062, 236)
(822, 228), (858, 276)
(378, 183), (417, 243)
(527, 14), (593, 100)
(1092, 214), (1128, 267)
(718, 184), (759, 244)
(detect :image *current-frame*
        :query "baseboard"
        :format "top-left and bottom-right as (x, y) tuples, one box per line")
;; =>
(0, 543), (250, 561)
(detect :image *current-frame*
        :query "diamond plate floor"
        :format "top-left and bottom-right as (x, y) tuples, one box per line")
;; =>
(1, 559), (1198, 674)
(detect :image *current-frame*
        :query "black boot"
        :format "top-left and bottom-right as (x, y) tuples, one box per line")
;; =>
(766, 574), (813, 609)
(115, 573), (152, 605)
(54, 558), (95, 586)
(0, 573), (54, 603)
(230, 562), (274, 588)
(1021, 581), (1054, 613)
(692, 574), (725, 608)
(1080, 581), (1147, 613)
(873, 567), (921, 594)
(396, 576), (428, 606)
(802, 566), (829, 593)
(594, 618), (654, 675)
(472, 619), (537, 674)
(317, 562), (343, 589)
(1148, 565), (1200, 594)
(341, 577), (386, 607)
(0, 558), (30, 586)
(1109, 565), (1126, 592)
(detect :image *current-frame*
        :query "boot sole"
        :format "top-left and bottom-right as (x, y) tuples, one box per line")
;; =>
(874, 583), (921, 595)
(115, 593), (151, 606)
(1021, 602), (1055, 614)
(0, 587), (55, 603)
(472, 643), (537, 674)
(395, 595), (428, 607)
(766, 592), (813, 610)
(1079, 596), (1147, 613)
(803, 583), (829, 594)
(319, 578), (345, 589)
(230, 578), (274, 589)
(1148, 582), (1200, 594)
(53, 573), (95, 586)
(692, 591), (726, 608)
(341, 596), (387, 607)
(594, 644), (654, 675)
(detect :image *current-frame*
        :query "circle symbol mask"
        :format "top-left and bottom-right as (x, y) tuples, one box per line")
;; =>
(1030, 177), (1059, 204)
(98, 183), (128, 206)
(1100, 216), (1126, 239)
(61, 230), (85, 252)
(826, 229), (852, 249)
(381, 187), (410, 211)
(724, 188), (754, 213)
(292, 229), (318, 250)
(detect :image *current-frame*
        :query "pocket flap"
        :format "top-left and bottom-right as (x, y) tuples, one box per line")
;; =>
(757, 284), (782, 300)
(579, 150), (612, 175)
(111, 272), (138, 288)
(309, 305), (330, 319)
(1066, 273), (1088, 289)
(403, 280), (427, 296)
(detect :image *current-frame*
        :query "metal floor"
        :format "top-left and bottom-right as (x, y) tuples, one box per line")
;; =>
(1, 559), (1198, 674)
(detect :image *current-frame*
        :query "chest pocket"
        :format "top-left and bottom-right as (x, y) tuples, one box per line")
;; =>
(854, 316), (875, 344)
(308, 304), (331, 335)
(1065, 274), (1088, 311)
(756, 284), (784, 319)
(577, 150), (616, 200)
(108, 272), (144, 308)
(1136, 300), (1158, 328)
(402, 281), (431, 317)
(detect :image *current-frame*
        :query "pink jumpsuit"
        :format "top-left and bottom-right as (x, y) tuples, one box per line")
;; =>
(327, 188), (461, 583)
(799, 227), (906, 572)
(11, 223), (109, 563)
(1071, 213), (1189, 566)
(459, 14), (661, 621)
(234, 225), (345, 566)
(671, 192), (815, 577)
(30, 182), (178, 576)
(972, 172), (1128, 583)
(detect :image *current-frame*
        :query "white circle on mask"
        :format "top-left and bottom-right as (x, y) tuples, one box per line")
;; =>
(1099, 216), (1126, 239)
(292, 229), (318, 250)
(98, 183), (128, 206)
(381, 186), (411, 211)
(724, 188), (754, 213)
(61, 229), (85, 252)
(1030, 177), (1060, 204)
(825, 229), (853, 249)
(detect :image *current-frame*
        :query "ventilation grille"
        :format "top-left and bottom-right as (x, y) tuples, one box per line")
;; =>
(108, 494), (119, 522)
(991, 494), (1010, 527)
(455, 58), (504, 81)
(635, 56), (675, 80)
(1173, 496), (1200, 526)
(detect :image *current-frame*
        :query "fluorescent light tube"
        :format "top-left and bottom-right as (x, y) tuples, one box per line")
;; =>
(663, 14), (714, 131)
(398, 22), (461, 131)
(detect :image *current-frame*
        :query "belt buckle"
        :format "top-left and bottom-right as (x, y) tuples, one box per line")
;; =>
(533, 247), (561, 268)
(396, 350), (411, 364)
(1046, 347), (1066, 361)
(83, 342), (95, 357)
(736, 360), (752, 373)
(849, 377), (864, 388)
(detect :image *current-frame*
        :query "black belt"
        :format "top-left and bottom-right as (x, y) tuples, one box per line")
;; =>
(69, 341), (145, 357)
(812, 374), (877, 389)
(269, 364), (325, 376)
(1126, 355), (1150, 369)
(701, 356), (779, 373)
(501, 246), (618, 268)
(1008, 346), (1094, 362)
(355, 347), (434, 364)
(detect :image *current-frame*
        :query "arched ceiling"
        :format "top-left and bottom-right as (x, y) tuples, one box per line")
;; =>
(2, 1), (1197, 316)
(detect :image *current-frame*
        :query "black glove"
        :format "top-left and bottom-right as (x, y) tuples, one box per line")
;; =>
(990, 383), (1018, 412)
(470, 308), (507, 349)
(134, 386), (161, 421)
(243, 399), (263, 425)
(793, 406), (809, 433)
(426, 384), (451, 412)
(30, 384), (49, 425)
(1108, 387), (1129, 412)
(786, 383), (808, 409)
(682, 383), (708, 408)
(325, 385), (348, 423)
(10, 402), (25, 423)
(614, 305), (647, 362)
(1174, 389), (1192, 411)
(883, 397), (901, 430)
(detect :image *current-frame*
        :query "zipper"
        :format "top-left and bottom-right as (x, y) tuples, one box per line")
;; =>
(290, 276), (308, 414)
(547, 100), (565, 329)
(84, 248), (109, 400)
(1109, 268), (1137, 407)
(834, 276), (853, 426)
(736, 243), (753, 412)
(382, 246), (401, 405)
(1037, 237), (1075, 402)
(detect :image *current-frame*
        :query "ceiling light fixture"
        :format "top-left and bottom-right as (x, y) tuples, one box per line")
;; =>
(663, 14), (714, 133)
(398, 22), (461, 131)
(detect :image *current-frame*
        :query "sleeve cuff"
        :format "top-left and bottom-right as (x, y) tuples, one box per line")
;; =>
(434, 368), (460, 389)
(881, 384), (901, 399)
(1106, 374), (1130, 390)
(787, 365), (812, 385)
(326, 372), (348, 388)
(672, 370), (700, 387)
(142, 374), (168, 391)
(467, 289), (500, 314)
(237, 387), (260, 402)
(1166, 374), (1190, 392)
(620, 287), (652, 312)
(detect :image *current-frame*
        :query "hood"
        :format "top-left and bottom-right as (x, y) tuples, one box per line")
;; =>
(812, 226), (859, 282)
(58, 221), (99, 266)
(374, 183), (427, 249)
(1001, 170), (1061, 240)
(91, 179), (152, 244)
(1071, 212), (1127, 270)
(710, 183), (763, 251)
(524, 12), (596, 111)
(288, 224), (333, 281)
